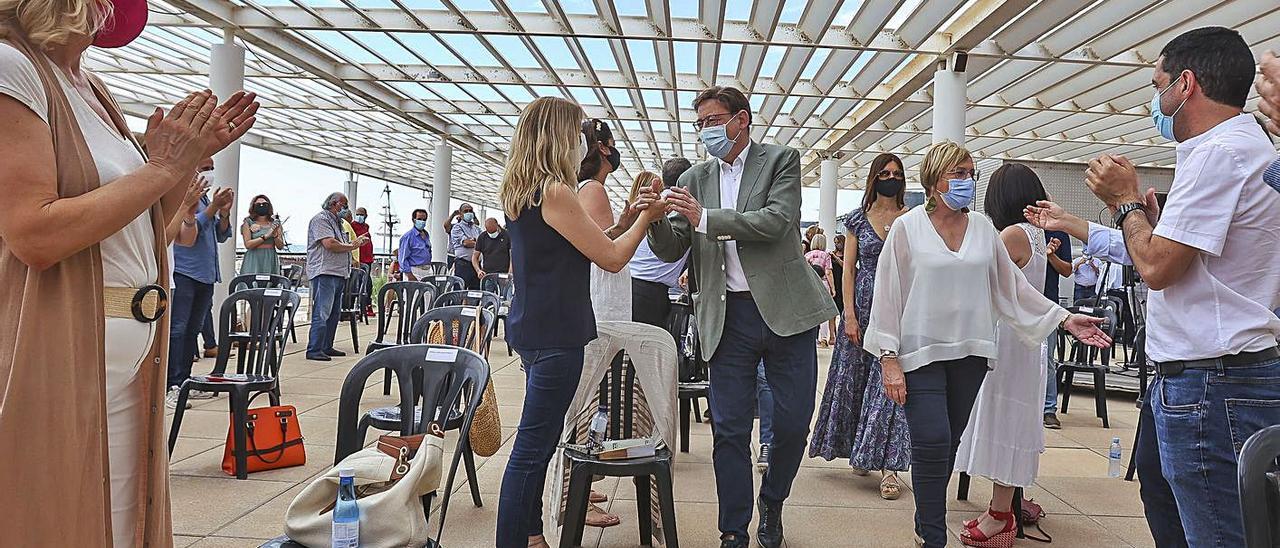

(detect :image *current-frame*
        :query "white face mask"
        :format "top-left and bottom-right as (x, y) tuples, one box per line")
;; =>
(487, 230), (500, 238)
(578, 133), (590, 162)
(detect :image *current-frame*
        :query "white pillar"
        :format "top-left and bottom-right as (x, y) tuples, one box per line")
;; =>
(819, 158), (838, 237)
(932, 59), (967, 145)
(430, 141), (452, 263)
(344, 177), (358, 211)
(211, 29), (245, 331)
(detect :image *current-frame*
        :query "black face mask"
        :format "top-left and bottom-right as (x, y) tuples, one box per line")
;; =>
(605, 146), (622, 173)
(253, 203), (271, 216)
(874, 177), (905, 198)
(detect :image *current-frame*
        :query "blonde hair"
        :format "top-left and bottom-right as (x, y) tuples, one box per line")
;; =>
(0, 0), (112, 48)
(499, 96), (585, 219)
(809, 233), (827, 252)
(918, 140), (973, 197)
(628, 170), (658, 202)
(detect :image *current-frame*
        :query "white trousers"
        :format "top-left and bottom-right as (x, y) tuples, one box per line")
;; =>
(104, 317), (156, 548)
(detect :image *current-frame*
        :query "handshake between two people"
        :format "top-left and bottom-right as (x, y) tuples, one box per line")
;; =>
(615, 177), (705, 231)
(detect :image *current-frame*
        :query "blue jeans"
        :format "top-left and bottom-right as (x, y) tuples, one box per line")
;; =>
(306, 274), (344, 356)
(1136, 386), (1188, 548)
(1152, 357), (1280, 547)
(497, 346), (584, 547)
(707, 297), (818, 537)
(903, 356), (988, 548)
(200, 306), (217, 350)
(1044, 334), (1059, 413)
(757, 361), (773, 446)
(167, 273), (214, 388)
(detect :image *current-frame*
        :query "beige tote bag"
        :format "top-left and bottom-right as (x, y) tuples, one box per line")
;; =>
(285, 428), (445, 547)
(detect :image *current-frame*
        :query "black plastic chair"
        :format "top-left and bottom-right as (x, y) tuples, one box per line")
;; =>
(1058, 303), (1119, 428)
(427, 261), (452, 276)
(559, 350), (678, 547)
(423, 274), (464, 296)
(369, 281), (437, 394)
(338, 268), (370, 353)
(1239, 424), (1280, 548)
(481, 273), (515, 355)
(227, 274), (293, 353)
(669, 294), (708, 453)
(1125, 326), (1148, 481)
(168, 288), (300, 479)
(281, 265), (305, 342)
(333, 344), (489, 544)
(434, 290), (502, 340)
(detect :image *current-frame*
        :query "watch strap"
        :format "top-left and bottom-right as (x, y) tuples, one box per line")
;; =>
(1113, 202), (1144, 228)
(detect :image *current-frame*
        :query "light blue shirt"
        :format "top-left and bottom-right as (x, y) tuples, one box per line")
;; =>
(173, 195), (232, 284)
(449, 220), (480, 259)
(397, 228), (432, 269)
(628, 238), (688, 288)
(1085, 222), (1132, 265)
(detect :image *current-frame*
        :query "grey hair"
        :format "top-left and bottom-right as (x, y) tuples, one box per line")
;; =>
(322, 192), (345, 210)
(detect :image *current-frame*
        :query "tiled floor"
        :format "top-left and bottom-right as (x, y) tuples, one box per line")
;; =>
(168, 321), (1155, 547)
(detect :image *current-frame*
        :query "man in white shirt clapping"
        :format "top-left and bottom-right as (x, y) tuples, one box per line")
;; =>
(1085, 27), (1280, 548)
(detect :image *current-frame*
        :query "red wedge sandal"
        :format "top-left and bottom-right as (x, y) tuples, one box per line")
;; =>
(960, 507), (1017, 548)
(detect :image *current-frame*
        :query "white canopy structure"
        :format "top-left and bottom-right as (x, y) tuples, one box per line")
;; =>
(89, 0), (1280, 208)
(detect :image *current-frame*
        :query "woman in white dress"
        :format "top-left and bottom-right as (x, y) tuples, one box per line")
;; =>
(574, 118), (641, 528)
(954, 163), (1063, 547)
(577, 118), (637, 322)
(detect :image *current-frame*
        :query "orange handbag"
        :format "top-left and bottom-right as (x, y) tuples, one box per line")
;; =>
(222, 405), (306, 476)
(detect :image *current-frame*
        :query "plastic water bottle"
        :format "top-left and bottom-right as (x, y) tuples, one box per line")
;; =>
(332, 468), (360, 547)
(587, 404), (609, 453)
(1108, 437), (1123, 478)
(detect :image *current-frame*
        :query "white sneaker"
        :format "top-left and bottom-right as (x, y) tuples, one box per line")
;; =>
(165, 387), (192, 410)
(187, 389), (218, 400)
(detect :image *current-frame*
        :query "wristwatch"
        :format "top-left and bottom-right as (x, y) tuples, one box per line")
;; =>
(880, 350), (898, 360)
(1112, 202), (1144, 228)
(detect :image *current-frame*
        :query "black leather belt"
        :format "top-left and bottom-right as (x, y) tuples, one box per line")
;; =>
(1155, 347), (1280, 377)
(727, 291), (753, 300)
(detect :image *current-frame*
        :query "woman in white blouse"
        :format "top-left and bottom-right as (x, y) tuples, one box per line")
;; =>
(862, 142), (1110, 548)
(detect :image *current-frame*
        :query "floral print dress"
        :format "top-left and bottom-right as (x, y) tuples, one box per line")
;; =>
(808, 209), (911, 471)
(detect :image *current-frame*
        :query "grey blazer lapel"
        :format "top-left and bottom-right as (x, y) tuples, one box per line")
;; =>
(736, 143), (767, 212)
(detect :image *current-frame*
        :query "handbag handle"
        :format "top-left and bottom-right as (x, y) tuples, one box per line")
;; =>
(245, 413), (292, 465)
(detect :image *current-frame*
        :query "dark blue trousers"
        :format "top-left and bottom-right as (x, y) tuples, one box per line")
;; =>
(167, 273), (214, 388)
(707, 296), (818, 537)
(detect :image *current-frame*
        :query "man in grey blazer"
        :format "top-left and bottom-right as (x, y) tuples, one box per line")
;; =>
(645, 86), (837, 548)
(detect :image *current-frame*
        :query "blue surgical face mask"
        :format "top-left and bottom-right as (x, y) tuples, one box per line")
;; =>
(414, 219), (427, 230)
(337, 207), (350, 219)
(940, 178), (976, 211)
(699, 111), (742, 160)
(354, 214), (366, 224)
(1152, 75), (1188, 142)
(463, 212), (475, 223)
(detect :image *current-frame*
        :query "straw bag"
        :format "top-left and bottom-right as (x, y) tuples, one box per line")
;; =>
(424, 308), (502, 457)
(285, 425), (445, 548)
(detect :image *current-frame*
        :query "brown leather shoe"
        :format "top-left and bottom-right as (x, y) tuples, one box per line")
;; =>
(203, 347), (218, 358)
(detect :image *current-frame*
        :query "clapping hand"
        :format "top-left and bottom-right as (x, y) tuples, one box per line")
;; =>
(1258, 51), (1280, 137)
(209, 187), (234, 214)
(182, 176), (210, 217)
(144, 90), (259, 181)
(664, 187), (703, 227)
(1046, 237), (1061, 255)
(1085, 154), (1141, 210)
(1023, 200), (1072, 232)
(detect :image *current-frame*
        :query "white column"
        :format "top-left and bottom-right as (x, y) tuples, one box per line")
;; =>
(344, 177), (358, 211)
(430, 141), (452, 263)
(932, 59), (967, 145)
(819, 158), (838, 237)
(210, 29), (245, 331)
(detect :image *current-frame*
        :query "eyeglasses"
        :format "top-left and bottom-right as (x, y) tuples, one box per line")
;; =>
(946, 168), (981, 182)
(876, 169), (905, 179)
(692, 112), (738, 131)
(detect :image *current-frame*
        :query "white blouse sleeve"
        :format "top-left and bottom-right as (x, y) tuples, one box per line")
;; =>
(0, 44), (49, 124)
(988, 222), (1069, 346)
(862, 216), (911, 357)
